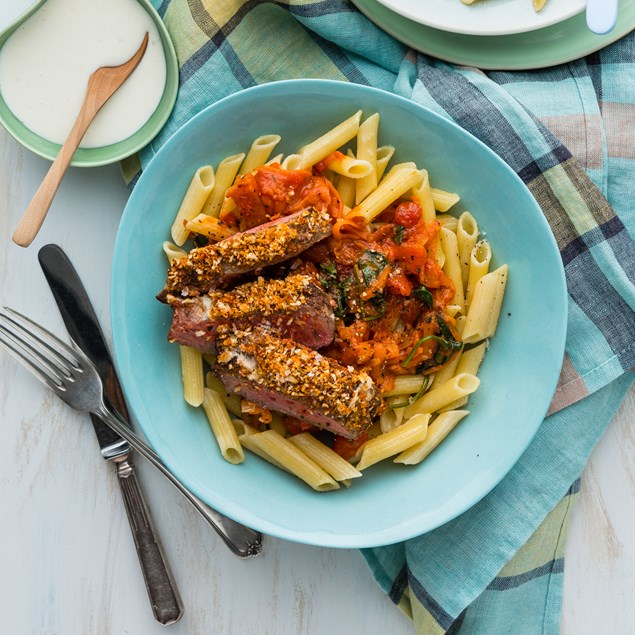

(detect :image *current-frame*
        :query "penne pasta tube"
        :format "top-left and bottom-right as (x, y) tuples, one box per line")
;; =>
(247, 430), (340, 491)
(239, 134), (281, 174)
(201, 153), (245, 217)
(356, 414), (430, 470)
(412, 169), (436, 224)
(440, 342), (487, 411)
(179, 345), (204, 407)
(322, 153), (373, 179)
(430, 347), (463, 389)
(170, 165), (215, 246)
(382, 374), (427, 397)
(185, 213), (237, 242)
(457, 212), (479, 289)
(268, 411), (288, 437)
(461, 265), (508, 344)
(202, 388), (245, 464)
(206, 371), (242, 417)
(349, 167), (423, 224)
(375, 145), (395, 182)
(281, 154), (303, 170)
(162, 240), (187, 262)
(431, 188), (460, 212)
(436, 214), (459, 232)
(440, 226), (465, 312)
(266, 152), (284, 166)
(297, 110), (362, 169)
(465, 240), (492, 308)
(235, 421), (288, 471)
(380, 396), (407, 432)
(288, 433), (362, 482)
(394, 410), (469, 464)
(336, 173), (357, 208)
(355, 113), (379, 203)
(403, 373), (480, 419)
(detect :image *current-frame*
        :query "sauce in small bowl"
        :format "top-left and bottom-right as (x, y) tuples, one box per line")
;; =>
(0, 0), (178, 166)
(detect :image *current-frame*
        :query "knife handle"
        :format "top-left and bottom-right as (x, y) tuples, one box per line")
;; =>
(115, 457), (184, 625)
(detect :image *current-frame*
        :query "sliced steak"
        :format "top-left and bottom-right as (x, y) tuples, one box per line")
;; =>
(160, 207), (332, 299)
(166, 274), (335, 354)
(212, 326), (380, 440)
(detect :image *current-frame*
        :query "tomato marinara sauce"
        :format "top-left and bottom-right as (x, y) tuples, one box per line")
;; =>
(219, 162), (461, 398)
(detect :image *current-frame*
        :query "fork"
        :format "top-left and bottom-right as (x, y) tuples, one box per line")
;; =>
(0, 307), (262, 558)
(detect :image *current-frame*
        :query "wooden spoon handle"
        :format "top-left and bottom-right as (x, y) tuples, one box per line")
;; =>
(12, 110), (94, 248)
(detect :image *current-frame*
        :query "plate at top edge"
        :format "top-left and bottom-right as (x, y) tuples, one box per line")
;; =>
(110, 80), (567, 548)
(374, 0), (585, 36)
(0, 0), (178, 167)
(353, 0), (635, 70)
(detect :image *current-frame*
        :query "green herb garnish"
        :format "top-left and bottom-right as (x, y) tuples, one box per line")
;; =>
(394, 224), (405, 245)
(413, 285), (434, 309)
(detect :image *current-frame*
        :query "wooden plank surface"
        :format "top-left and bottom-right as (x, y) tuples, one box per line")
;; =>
(0, 3), (633, 631)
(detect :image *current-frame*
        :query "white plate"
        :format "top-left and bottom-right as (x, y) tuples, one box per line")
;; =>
(374, 0), (586, 36)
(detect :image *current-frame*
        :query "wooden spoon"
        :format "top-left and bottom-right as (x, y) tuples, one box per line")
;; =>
(12, 32), (149, 248)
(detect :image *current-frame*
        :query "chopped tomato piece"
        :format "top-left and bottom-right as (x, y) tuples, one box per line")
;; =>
(332, 433), (368, 461)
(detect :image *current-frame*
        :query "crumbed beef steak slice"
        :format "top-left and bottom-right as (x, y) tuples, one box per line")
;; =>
(166, 274), (335, 354)
(212, 326), (380, 440)
(160, 207), (332, 299)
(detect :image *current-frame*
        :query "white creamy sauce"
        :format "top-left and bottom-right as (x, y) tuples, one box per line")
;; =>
(0, 0), (166, 148)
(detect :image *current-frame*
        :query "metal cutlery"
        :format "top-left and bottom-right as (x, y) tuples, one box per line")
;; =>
(38, 244), (183, 625)
(0, 306), (263, 561)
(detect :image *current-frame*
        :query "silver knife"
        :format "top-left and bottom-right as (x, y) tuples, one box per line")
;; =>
(38, 244), (184, 625)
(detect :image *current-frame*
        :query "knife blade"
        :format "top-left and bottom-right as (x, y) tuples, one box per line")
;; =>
(38, 243), (184, 626)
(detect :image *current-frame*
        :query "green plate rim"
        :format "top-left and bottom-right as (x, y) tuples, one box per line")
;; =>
(0, 0), (178, 167)
(351, 0), (635, 71)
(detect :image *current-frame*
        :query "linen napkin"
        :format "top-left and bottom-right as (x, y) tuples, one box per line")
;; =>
(124, 2), (635, 632)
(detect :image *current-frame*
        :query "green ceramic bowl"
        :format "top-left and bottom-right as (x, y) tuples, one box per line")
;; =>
(0, 0), (178, 167)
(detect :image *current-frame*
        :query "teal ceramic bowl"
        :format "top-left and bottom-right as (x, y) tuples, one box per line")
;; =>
(0, 0), (178, 167)
(111, 80), (567, 548)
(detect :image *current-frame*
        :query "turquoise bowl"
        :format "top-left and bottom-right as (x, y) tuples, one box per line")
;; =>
(111, 80), (567, 548)
(0, 0), (178, 167)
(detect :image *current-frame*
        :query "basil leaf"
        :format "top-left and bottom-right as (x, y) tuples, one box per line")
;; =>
(357, 250), (388, 287)
(394, 224), (405, 244)
(413, 286), (434, 309)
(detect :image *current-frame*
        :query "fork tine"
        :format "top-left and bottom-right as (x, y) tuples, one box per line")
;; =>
(0, 321), (64, 390)
(2, 306), (81, 374)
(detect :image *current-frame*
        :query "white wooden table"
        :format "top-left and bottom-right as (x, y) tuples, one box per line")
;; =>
(1, 4), (633, 633)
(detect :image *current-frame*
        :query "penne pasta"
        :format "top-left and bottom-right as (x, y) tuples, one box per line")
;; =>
(206, 371), (242, 417)
(380, 395), (407, 432)
(235, 421), (289, 471)
(297, 110), (362, 169)
(412, 169), (436, 224)
(394, 410), (469, 464)
(201, 153), (245, 217)
(281, 153), (303, 170)
(462, 264), (508, 344)
(202, 388), (245, 464)
(356, 113), (380, 203)
(440, 226), (465, 312)
(239, 134), (281, 175)
(404, 373), (479, 419)
(321, 153), (373, 179)
(288, 433), (362, 482)
(440, 342), (488, 411)
(457, 212), (479, 289)
(465, 240), (492, 308)
(179, 345), (204, 407)
(185, 213), (237, 242)
(356, 414), (430, 470)
(382, 374), (427, 397)
(375, 145), (395, 182)
(349, 167), (423, 223)
(162, 240), (187, 262)
(431, 188), (460, 212)
(246, 430), (340, 491)
(170, 165), (215, 246)
(436, 214), (459, 232)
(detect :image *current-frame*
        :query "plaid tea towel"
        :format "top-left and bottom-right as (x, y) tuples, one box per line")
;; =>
(125, 2), (635, 633)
